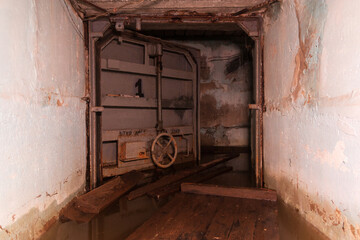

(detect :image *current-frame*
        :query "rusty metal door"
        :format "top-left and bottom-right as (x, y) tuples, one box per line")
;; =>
(88, 22), (199, 186)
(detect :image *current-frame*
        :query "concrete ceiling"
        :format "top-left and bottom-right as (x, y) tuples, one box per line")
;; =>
(73, 0), (274, 19)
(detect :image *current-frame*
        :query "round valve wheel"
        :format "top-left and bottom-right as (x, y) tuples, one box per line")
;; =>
(151, 132), (178, 168)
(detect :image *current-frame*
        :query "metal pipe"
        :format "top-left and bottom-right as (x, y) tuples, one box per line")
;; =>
(156, 44), (163, 131)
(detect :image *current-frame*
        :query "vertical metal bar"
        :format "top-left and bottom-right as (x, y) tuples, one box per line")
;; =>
(253, 23), (264, 188)
(195, 54), (201, 165)
(89, 25), (98, 190)
(259, 25), (264, 188)
(156, 45), (163, 131)
(254, 37), (262, 188)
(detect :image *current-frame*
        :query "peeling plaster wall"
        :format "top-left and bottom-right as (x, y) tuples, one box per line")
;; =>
(175, 40), (253, 147)
(0, 0), (85, 239)
(264, 0), (360, 239)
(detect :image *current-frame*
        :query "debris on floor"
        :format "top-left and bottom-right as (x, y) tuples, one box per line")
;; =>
(59, 171), (144, 223)
(58, 153), (238, 223)
(127, 153), (239, 200)
(181, 183), (277, 201)
(148, 165), (233, 200)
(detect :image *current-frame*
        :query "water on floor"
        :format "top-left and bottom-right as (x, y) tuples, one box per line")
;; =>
(40, 195), (168, 240)
(41, 170), (329, 240)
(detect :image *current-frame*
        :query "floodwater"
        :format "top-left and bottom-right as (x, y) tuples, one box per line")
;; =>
(40, 171), (329, 240)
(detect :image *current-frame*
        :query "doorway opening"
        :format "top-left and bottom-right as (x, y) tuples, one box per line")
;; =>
(87, 15), (264, 190)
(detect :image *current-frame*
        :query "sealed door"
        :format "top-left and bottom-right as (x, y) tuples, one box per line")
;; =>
(91, 29), (199, 181)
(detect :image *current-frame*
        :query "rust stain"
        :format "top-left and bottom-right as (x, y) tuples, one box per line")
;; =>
(328, 208), (341, 226)
(199, 56), (210, 80)
(45, 191), (58, 197)
(39, 216), (57, 235)
(350, 225), (356, 237)
(120, 143), (126, 161)
(56, 99), (64, 106)
(11, 215), (15, 222)
(309, 202), (326, 220)
(0, 225), (10, 234)
(200, 94), (249, 128)
(200, 81), (224, 94)
(291, 0), (311, 102)
(138, 151), (146, 158)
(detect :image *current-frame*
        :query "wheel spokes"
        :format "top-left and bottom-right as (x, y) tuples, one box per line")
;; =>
(151, 133), (177, 168)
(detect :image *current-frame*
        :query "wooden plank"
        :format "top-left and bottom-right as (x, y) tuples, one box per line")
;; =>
(126, 193), (279, 240)
(203, 197), (241, 240)
(146, 194), (207, 239)
(126, 193), (190, 240)
(159, 194), (223, 239)
(60, 171), (144, 223)
(228, 198), (259, 240)
(253, 200), (279, 240)
(147, 166), (233, 200)
(181, 183), (277, 202)
(59, 199), (96, 224)
(127, 153), (239, 200)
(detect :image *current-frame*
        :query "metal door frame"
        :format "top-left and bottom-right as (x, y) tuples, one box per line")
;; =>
(86, 16), (264, 189)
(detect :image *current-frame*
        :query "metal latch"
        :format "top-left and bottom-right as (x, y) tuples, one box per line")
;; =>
(91, 106), (104, 112)
(249, 104), (266, 112)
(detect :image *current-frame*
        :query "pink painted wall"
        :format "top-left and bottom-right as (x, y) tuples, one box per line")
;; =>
(263, 0), (360, 239)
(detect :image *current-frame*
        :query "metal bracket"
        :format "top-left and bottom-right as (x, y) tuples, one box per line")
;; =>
(249, 104), (261, 110)
(91, 106), (104, 112)
(249, 104), (266, 112)
(115, 21), (125, 32)
(237, 19), (260, 38)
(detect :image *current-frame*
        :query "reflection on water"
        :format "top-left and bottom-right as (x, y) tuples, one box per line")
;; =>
(40, 195), (168, 240)
(41, 171), (329, 240)
(277, 199), (329, 240)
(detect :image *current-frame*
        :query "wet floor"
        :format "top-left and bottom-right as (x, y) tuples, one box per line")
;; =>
(40, 171), (329, 240)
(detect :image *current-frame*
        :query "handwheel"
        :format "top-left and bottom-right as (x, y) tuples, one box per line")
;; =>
(151, 132), (178, 168)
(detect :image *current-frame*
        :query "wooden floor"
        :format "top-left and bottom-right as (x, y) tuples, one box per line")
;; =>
(126, 193), (279, 240)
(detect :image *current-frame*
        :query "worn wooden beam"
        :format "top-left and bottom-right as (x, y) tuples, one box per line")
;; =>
(79, 0), (269, 17)
(181, 183), (277, 201)
(127, 153), (239, 200)
(148, 166), (233, 200)
(60, 171), (144, 223)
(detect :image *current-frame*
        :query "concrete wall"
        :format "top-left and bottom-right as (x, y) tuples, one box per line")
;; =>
(0, 0), (86, 239)
(263, 0), (360, 239)
(176, 40), (253, 147)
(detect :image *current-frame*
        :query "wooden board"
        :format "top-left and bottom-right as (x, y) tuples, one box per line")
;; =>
(126, 193), (279, 240)
(60, 171), (144, 223)
(127, 153), (239, 200)
(147, 166), (233, 200)
(181, 183), (277, 202)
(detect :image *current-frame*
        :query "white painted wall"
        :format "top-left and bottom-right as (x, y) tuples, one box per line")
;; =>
(0, 0), (86, 238)
(263, 0), (360, 239)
